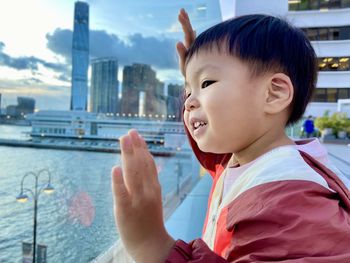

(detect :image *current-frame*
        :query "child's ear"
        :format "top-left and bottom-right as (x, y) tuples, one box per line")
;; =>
(263, 73), (294, 115)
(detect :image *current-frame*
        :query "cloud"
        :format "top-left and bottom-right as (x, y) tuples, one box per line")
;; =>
(46, 28), (179, 69)
(0, 78), (70, 110)
(0, 41), (70, 80)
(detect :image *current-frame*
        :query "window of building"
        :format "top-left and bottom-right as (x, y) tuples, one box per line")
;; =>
(318, 28), (329, 40)
(303, 26), (350, 41)
(312, 88), (350, 102)
(338, 88), (349, 99)
(313, 88), (327, 102)
(289, 0), (350, 10)
(328, 28), (340, 40)
(342, 0), (350, 7)
(327, 88), (338, 102)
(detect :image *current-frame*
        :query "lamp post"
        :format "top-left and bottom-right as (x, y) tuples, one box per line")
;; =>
(16, 169), (55, 263)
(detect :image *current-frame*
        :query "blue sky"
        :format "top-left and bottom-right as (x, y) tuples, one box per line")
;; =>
(0, 0), (223, 110)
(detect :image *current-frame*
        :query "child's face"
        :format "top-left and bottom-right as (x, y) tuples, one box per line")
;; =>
(184, 48), (267, 154)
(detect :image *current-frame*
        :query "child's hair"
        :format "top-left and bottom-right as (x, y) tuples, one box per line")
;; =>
(185, 14), (317, 127)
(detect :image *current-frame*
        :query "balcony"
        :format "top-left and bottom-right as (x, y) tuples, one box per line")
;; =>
(317, 71), (350, 87)
(287, 6), (350, 27)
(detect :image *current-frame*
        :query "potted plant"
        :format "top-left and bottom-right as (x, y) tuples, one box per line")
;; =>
(315, 110), (333, 137)
(330, 112), (349, 139)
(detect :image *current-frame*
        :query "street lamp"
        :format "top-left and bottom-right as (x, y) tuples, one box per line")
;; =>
(16, 169), (55, 263)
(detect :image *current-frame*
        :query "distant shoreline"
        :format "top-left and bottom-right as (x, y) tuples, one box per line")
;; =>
(0, 138), (191, 157)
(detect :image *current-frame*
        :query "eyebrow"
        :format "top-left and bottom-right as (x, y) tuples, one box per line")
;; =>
(193, 64), (220, 78)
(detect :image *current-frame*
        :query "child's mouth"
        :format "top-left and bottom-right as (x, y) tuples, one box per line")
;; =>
(193, 121), (208, 137)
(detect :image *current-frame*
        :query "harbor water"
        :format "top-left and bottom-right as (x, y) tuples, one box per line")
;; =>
(0, 125), (193, 262)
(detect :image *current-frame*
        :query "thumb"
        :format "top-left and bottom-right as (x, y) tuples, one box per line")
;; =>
(111, 166), (130, 206)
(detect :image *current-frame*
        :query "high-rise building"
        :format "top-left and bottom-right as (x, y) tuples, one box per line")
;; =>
(167, 83), (183, 98)
(167, 83), (184, 121)
(90, 58), (119, 113)
(220, 0), (350, 117)
(71, 1), (89, 111)
(146, 79), (166, 117)
(6, 97), (35, 117)
(121, 63), (159, 116)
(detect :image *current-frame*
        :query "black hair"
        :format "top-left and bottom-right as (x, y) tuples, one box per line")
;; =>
(185, 14), (317, 127)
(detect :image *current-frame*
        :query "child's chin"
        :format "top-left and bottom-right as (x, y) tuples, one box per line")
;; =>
(197, 142), (218, 153)
(197, 141), (225, 154)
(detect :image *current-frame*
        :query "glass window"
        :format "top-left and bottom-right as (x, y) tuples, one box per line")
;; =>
(289, 2), (299, 10)
(319, 0), (330, 9)
(327, 88), (338, 102)
(341, 0), (350, 8)
(318, 28), (329, 40)
(338, 89), (350, 99)
(328, 0), (342, 8)
(306, 28), (318, 40)
(309, 0), (320, 9)
(1, 1), (222, 262)
(313, 88), (327, 102)
(339, 26), (350, 39)
(303, 26), (350, 41)
(328, 28), (340, 40)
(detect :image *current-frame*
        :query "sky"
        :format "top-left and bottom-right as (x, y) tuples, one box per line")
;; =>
(0, 0), (223, 111)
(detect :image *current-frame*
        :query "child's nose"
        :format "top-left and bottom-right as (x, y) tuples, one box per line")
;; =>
(184, 95), (200, 111)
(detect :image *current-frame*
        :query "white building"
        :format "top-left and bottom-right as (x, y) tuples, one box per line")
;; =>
(27, 110), (187, 146)
(219, 0), (350, 117)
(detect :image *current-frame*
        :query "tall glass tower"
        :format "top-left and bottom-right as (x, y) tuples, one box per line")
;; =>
(90, 58), (119, 113)
(71, 1), (89, 111)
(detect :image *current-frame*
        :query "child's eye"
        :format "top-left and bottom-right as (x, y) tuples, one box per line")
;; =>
(201, 80), (216, 89)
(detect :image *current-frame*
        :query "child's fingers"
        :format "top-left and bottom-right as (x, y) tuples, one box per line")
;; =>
(138, 133), (148, 150)
(120, 135), (143, 191)
(178, 9), (195, 49)
(176, 42), (187, 76)
(111, 166), (130, 207)
(128, 129), (141, 148)
(129, 130), (159, 186)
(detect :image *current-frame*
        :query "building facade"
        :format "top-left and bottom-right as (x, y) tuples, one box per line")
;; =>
(90, 58), (119, 114)
(121, 63), (167, 118)
(219, 0), (350, 117)
(6, 97), (35, 117)
(167, 83), (184, 121)
(71, 1), (89, 111)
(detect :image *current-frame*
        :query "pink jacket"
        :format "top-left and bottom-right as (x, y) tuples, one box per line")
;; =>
(165, 126), (350, 262)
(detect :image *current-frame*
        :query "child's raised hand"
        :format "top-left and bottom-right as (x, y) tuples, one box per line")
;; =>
(111, 129), (175, 263)
(177, 8), (196, 76)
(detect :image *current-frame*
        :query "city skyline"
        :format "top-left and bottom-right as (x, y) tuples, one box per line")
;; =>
(0, 0), (222, 111)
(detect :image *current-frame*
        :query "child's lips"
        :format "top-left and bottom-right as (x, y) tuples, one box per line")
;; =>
(193, 122), (208, 137)
(189, 117), (208, 138)
(190, 117), (208, 131)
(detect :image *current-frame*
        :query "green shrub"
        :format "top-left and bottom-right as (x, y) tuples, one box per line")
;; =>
(315, 111), (350, 138)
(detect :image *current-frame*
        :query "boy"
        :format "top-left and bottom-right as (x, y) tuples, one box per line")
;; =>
(111, 10), (350, 262)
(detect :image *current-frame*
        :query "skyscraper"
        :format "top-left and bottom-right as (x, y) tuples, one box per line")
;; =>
(71, 1), (89, 111)
(90, 58), (119, 113)
(121, 63), (157, 115)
